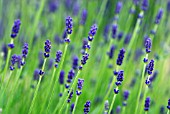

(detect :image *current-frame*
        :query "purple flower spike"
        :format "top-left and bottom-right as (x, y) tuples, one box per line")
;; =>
(144, 97), (151, 111)
(141, 0), (149, 11)
(59, 70), (65, 85)
(88, 24), (97, 42)
(11, 19), (21, 38)
(66, 16), (73, 34)
(145, 37), (152, 53)
(44, 40), (51, 58)
(115, 2), (123, 14)
(80, 9), (87, 25)
(147, 59), (154, 75)
(84, 101), (91, 114)
(76, 78), (84, 96)
(116, 48), (125, 66)
(22, 43), (28, 58)
(155, 8), (163, 24)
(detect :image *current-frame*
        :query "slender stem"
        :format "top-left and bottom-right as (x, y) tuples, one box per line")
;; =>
(28, 58), (47, 114)
(72, 96), (79, 114)
(122, 106), (126, 114)
(108, 87), (118, 114)
(167, 110), (169, 114)
(126, 11), (144, 60)
(139, 85), (149, 114)
(5, 67), (23, 114)
(135, 54), (148, 114)
(66, 104), (69, 114)
(28, 76), (43, 114)
(46, 43), (68, 113)
(39, 68), (56, 114)
(145, 111), (148, 114)
(59, 70), (81, 114)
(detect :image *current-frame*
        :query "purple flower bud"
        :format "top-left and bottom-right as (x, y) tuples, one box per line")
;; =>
(155, 8), (163, 24)
(141, 0), (149, 11)
(44, 40), (51, 58)
(115, 2), (123, 14)
(55, 50), (62, 64)
(22, 43), (28, 58)
(88, 24), (97, 42)
(9, 54), (18, 70)
(70, 103), (74, 112)
(66, 16), (73, 34)
(81, 53), (89, 65)
(144, 97), (151, 111)
(80, 9), (87, 25)
(76, 78), (84, 96)
(116, 106), (121, 114)
(84, 101), (91, 114)
(59, 70), (65, 85)
(112, 24), (117, 39)
(124, 33), (132, 45)
(107, 45), (115, 59)
(116, 48), (125, 66)
(145, 37), (152, 53)
(67, 90), (74, 103)
(72, 55), (79, 70)
(11, 19), (21, 38)
(33, 69), (39, 81)
(147, 59), (154, 75)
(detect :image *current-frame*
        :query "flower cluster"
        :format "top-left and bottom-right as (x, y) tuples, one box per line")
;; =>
(22, 43), (29, 58)
(44, 40), (51, 58)
(84, 101), (91, 114)
(55, 50), (62, 68)
(115, 2), (123, 14)
(80, 9), (87, 25)
(112, 24), (117, 39)
(88, 24), (97, 42)
(59, 70), (65, 85)
(155, 8), (163, 24)
(65, 16), (73, 34)
(123, 90), (130, 106)
(144, 97), (151, 111)
(141, 0), (149, 11)
(107, 45), (115, 59)
(114, 70), (124, 94)
(65, 69), (75, 89)
(116, 48), (126, 66)
(72, 55), (79, 70)
(10, 19), (21, 38)
(76, 78), (84, 96)
(67, 90), (74, 103)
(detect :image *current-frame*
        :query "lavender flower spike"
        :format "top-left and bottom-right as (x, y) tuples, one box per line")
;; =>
(11, 19), (21, 38)
(144, 97), (151, 111)
(80, 9), (87, 25)
(55, 50), (62, 68)
(145, 37), (152, 53)
(155, 8), (163, 24)
(22, 43), (29, 58)
(123, 90), (130, 106)
(167, 99), (170, 110)
(116, 48), (125, 66)
(141, 0), (149, 11)
(44, 40), (51, 58)
(88, 24), (98, 42)
(147, 59), (154, 75)
(76, 78), (84, 96)
(115, 2), (123, 14)
(112, 24), (117, 39)
(84, 101), (91, 114)
(72, 55), (79, 70)
(59, 70), (65, 85)
(66, 16), (73, 34)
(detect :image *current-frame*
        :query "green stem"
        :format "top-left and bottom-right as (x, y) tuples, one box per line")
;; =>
(46, 43), (68, 113)
(122, 106), (126, 114)
(126, 11), (144, 59)
(139, 85), (149, 114)
(66, 104), (69, 114)
(5, 67), (23, 114)
(39, 68), (56, 114)
(108, 87), (118, 114)
(72, 96), (79, 114)
(28, 58), (47, 114)
(28, 76), (43, 114)
(59, 70), (81, 114)
(167, 110), (169, 114)
(134, 54), (148, 114)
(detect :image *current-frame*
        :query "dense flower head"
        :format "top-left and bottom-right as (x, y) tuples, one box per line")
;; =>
(155, 8), (163, 24)
(144, 97), (151, 111)
(107, 45), (115, 59)
(84, 101), (91, 114)
(59, 70), (65, 85)
(145, 37), (152, 53)
(10, 54), (18, 70)
(124, 33), (132, 45)
(112, 24), (117, 39)
(55, 50), (62, 64)
(81, 53), (89, 65)
(22, 43), (28, 58)
(67, 90), (73, 103)
(66, 16), (73, 34)
(115, 2), (123, 14)
(141, 0), (149, 11)
(65, 69), (75, 89)
(167, 99), (170, 110)
(11, 19), (21, 38)
(33, 69), (39, 81)
(116, 48), (126, 66)
(115, 70), (124, 86)
(123, 90), (130, 106)
(88, 24), (97, 41)
(147, 59), (154, 75)
(72, 55), (79, 70)
(44, 40), (51, 58)
(70, 103), (74, 112)
(80, 9), (87, 25)
(76, 78), (84, 95)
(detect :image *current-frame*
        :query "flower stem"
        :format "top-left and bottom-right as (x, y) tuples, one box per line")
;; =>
(59, 70), (81, 114)
(72, 96), (79, 114)
(108, 87), (118, 114)
(28, 58), (47, 114)
(122, 106), (126, 114)
(46, 43), (68, 113)
(167, 110), (169, 114)
(135, 54), (148, 114)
